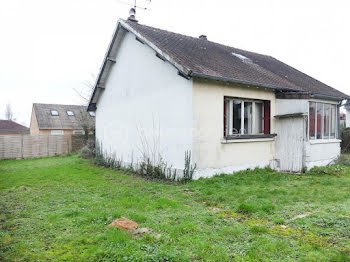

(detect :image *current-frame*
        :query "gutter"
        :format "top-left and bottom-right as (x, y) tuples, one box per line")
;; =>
(190, 72), (299, 92)
(311, 93), (348, 101)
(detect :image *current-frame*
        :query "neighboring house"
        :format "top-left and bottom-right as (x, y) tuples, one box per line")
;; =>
(0, 120), (29, 135)
(340, 113), (346, 128)
(30, 103), (95, 135)
(88, 17), (349, 178)
(345, 102), (350, 128)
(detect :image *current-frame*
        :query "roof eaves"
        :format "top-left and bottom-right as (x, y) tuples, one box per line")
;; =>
(310, 93), (348, 102)
(88, 23), (123, 111)
(190, 72), (299, 92)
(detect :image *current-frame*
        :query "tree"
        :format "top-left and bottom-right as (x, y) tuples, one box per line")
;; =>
(76, 108), (95, 137)
(5, 104), (15, 121)
(74, 73), (96, 105)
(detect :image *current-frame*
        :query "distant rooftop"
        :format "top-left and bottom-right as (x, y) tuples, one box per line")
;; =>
(33, 103), (95, 130)
(0, 120), (29, 134)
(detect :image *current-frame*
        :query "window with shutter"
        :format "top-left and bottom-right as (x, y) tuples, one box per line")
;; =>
(223, 97), (271, 138)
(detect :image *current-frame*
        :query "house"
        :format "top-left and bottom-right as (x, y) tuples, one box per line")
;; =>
(345, 102), (350, 128)
(0, 120), (29, 135)
(340, 113), (346, 128)
(30, 103), (95, 135)
(88, 17), (349, 178)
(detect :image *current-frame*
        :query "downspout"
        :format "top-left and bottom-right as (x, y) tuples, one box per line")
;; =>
(337, 101), (342, 139)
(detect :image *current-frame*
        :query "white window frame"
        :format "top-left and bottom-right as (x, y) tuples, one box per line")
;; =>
(308, 102), (337, 141)
(50, 110), (59, 116)
(225, 97), (265, 136)
(51, 130), (64, 135)
(67, 110), (74, 116)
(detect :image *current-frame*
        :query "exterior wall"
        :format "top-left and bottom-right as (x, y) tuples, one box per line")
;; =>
(347, 109), (350, 128)
(304, 140), (341, 169)
(95, 32), (193, 170)
(275, 99), (308, 115)
(30, 108), (40, 135)
(192, 79), (276, 178)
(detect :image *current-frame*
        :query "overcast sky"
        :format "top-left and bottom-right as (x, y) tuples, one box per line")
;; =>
(0, 0), (349, 126)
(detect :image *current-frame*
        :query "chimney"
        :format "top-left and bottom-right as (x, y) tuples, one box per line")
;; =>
(128, 8), (138, 22)
(199, 35), (207, 40)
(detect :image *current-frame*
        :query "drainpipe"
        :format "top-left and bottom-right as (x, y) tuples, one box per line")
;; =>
(337, 101), (342, 139)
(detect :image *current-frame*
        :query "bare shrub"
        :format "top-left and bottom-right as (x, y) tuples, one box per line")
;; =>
(341, 128), (350, 153)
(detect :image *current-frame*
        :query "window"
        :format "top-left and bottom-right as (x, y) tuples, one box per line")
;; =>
(67, 110), (74, 116)
(88, 111), (96, 117)
(51, 130), (64, 135)
(51, 110), (59, 116)
(309, 102), (316, 139)
(309, 102), (337, 140)
(73, 130), (85, 135)
(224, 97), (270, 137)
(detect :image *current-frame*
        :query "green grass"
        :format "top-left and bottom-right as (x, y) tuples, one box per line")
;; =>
(1, 156), (350, 261)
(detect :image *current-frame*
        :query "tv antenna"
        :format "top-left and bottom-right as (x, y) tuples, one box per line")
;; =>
(116, 0), (151, 11)
(116, 0), (151, 21)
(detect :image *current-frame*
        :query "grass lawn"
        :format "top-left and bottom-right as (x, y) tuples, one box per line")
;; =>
(1, 156), (350, 261)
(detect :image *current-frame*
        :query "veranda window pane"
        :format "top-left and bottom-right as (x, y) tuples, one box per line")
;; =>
(232, 101), (242, 134)
(316, 103), (323, 139)
(254, 102), (263, 134)
(323, 104), (330, 139)
(330, 105), (336, 138)
(309, 102), (316, 140)
(244, 102), (253, 134)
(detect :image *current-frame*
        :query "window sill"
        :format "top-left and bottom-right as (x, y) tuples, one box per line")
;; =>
(309, 139), (341, 145)
(222, 134), (277, 144)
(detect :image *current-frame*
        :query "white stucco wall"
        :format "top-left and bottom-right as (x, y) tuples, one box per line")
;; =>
(96, 32), (193, 170)
(275, 99), (308, 115)
(346, 109), (350, 128)
(192, 79), (276, 178)
(304, 140), (341, 169)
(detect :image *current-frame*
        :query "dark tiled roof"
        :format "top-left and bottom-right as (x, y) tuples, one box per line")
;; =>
(33, 103), (95, 130)
(125, 20), (348, 99)
(0, 120), (29, 134)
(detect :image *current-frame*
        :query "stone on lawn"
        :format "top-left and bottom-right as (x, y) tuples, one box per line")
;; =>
(108, 217), (139, 230)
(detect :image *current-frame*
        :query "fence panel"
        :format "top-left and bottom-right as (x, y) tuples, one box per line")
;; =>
(0, 135), (72, 160)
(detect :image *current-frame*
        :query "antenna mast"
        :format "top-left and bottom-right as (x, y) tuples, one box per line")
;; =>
(117, 0), (150, 22)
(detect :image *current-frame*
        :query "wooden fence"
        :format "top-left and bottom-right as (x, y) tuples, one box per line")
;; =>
(0, 135), (73, 160)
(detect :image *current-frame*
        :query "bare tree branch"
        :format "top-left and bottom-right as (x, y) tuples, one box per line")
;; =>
(75, 73), (96, 106)
(5, 104), (15, 121)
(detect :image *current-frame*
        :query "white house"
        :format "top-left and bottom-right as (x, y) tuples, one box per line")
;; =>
(88, 16), (349, 179)
(345, 102), (350, 128)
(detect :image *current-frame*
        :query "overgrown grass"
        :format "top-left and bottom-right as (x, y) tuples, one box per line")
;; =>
(1, 156), (350, 261)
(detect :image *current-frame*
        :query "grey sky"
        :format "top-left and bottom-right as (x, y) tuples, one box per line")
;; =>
(0, 0), (349, 126)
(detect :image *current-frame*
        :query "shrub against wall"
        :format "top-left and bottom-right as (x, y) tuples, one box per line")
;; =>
(93, 142), (195, 183)
(341, 128), (350, 153)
